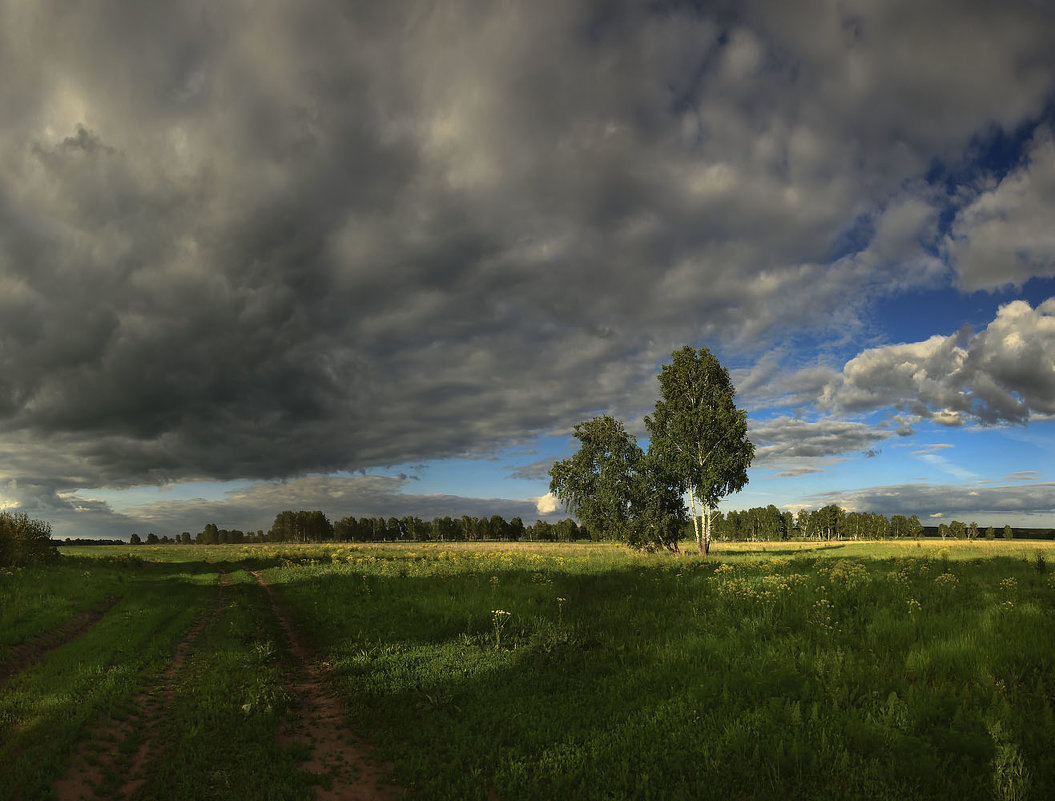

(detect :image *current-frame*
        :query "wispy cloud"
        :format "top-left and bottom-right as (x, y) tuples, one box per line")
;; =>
(772, 466), (827, 478)
(750, 416), (891, 461)
(911, 444), (955, 455)
(915, 453), (979, 483)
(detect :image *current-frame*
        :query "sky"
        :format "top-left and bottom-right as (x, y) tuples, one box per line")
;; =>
(2, 0), (1055, 539)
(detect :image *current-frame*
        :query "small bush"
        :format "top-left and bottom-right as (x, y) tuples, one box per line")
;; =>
(0, 511), (58, 566)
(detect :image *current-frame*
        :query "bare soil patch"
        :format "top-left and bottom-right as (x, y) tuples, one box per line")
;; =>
(0, 596), (119, 687)
(250, 570), (403, 801)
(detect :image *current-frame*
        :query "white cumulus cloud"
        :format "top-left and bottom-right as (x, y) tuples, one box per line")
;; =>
(823, 298), (1055, 424)
(536, 492), (561, 516)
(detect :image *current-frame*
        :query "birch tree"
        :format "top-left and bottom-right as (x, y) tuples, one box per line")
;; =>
(645, 346), (754, 556)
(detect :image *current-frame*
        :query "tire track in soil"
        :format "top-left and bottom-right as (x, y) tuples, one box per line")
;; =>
(52, 567), (230, 801)
(0, 597), (120, 687)
(249, 570), (403, 801)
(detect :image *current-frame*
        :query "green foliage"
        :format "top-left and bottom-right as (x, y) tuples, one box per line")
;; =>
(645, 346), (754, 553)
(623, 452), (688, 552)
(268, 510), (333, 543)
(720, 504), (788, 541)
(550, 346), (754, 554)
(549, 415), (642, 538)
(251, 511), (583, 544)
(548, 416), (684, 551)
(646, 346), (754, 506)
(0, 511), (58, 566)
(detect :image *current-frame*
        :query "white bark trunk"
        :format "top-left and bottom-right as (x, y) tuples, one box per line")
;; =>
(689, 483), (702, 555)
(702, 501), (712, 556)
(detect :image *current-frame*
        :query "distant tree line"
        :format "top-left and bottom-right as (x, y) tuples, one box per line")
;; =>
(0, 511), (58, 566)
(327, 514), (589, 543)
(711, 504), (925, 542)
(118, 508), (1051, 547)
(796, 506), (925, 542)
(290, 512), (592, 543)
(125, 512), (595, 545)
(711, 506), (1055, 542)
(932, 521), (1015, 541)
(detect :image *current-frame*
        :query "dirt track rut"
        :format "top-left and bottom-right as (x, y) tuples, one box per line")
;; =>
(0, 597), (119, 687)
(52, 571), (228, 801)
(250, 569), (402, 801)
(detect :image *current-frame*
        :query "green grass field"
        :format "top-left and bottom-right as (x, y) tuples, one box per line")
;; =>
(2, 539), (1054, 800)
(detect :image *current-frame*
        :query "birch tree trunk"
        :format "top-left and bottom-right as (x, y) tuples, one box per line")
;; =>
(702, 501), (712, 556)
(689, 484), (703, 555)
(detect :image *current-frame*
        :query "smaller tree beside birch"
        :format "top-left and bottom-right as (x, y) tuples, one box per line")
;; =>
(548, 415), (685, 552)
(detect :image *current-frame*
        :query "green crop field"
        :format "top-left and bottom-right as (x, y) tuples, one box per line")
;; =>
(2, 539), (1054, 800)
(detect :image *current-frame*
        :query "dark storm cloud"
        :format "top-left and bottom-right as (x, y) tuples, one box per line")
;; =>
(2, 0), (1055, 503)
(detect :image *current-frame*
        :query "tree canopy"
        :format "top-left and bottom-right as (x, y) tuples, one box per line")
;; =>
(548, 415), (643, 540)
(0, 511), (58, 565)
(548, 415), (685, 552)
(645, 346), (754, 555)
(549, 346), (753, 554)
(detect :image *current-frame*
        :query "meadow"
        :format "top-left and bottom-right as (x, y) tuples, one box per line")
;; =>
(1, 538), (1053, 800)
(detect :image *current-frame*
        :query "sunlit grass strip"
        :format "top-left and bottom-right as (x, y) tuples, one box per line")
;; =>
(709, 538), (1055, 561)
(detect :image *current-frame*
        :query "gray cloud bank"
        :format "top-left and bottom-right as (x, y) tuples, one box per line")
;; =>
(2, 0), (1055, 525)
(750, 416), (893, 462)
(808, 482), (1055, 526)
(15, 475), (555, 540)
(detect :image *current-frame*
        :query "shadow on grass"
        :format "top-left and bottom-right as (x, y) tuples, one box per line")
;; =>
(255, 555), (1054, 801)
(713, 543), (849, 558)
(15, 546), (1053, 800)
